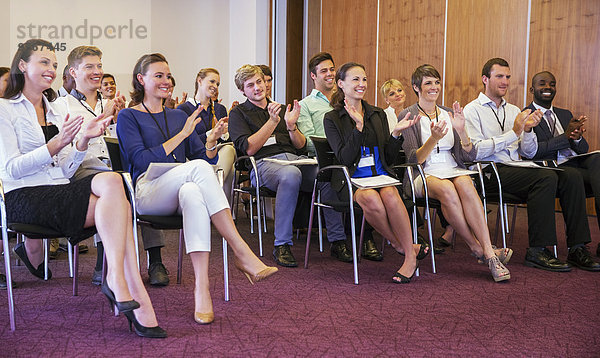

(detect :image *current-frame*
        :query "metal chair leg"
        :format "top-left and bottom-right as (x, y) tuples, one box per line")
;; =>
(72, 243), (79, 296)
(68, 241), (74, 278)
(44, 238), (49, 281)
(177, 230), (184, 284)
(222, 237), (229, 302)
(2, 224), (16, 331)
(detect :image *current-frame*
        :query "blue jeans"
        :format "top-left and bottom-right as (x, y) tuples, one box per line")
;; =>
(251, 153), (346, 246)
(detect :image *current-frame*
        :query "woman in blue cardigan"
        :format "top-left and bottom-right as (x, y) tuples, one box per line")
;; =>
(117, 53), (277, 326)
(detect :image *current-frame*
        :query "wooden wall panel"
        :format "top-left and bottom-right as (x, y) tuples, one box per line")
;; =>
(444, 0), (529, 108)
(321, 0), (379, 103)
(286, 0), (304, 103)
(527, 0), (600, 151)
(528, 0), (600, 215)
(377, 0), (446, 108)
(304, 0), (322, 96)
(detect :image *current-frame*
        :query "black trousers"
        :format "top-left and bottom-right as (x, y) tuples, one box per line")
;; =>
(483, 165), (590, 248)
(559, 153), (600, 229)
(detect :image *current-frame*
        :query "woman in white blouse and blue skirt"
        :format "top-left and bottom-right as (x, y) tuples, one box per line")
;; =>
(399, 64), (512, 282)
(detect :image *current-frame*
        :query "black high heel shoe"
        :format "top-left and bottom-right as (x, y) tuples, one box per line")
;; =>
(124, 311), (168, 338)
(391, 262), (419, 284)
(101, 281), (140, 313)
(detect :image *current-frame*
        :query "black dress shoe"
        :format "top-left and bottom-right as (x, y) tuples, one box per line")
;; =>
(148, 262), (170, 286)
(91, 269), (103, 286)
(417, 234), (438, 257)
(0, 273), (17, 290)
(330, 240), (353, 263)
(273, 244), (298, 267)
(567, 245), (600, 272)
(13, 242), (52, 279)
(525, 247), (571, 272)
(362, 239), (383, 261)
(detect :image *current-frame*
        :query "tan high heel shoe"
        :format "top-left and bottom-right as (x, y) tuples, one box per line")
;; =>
(194, 311), (214, 325)
(234, 259), (278, 285)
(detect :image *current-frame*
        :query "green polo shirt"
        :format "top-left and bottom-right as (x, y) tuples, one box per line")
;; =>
(297, 89), (332, 156)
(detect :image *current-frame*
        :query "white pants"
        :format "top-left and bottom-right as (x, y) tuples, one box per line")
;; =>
(135, 160), (230, 253)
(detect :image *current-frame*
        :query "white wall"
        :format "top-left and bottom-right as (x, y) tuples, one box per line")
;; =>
(1, 0), (270, 107)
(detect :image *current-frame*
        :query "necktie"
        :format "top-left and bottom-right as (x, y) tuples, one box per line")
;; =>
(545, 110), (556, 136)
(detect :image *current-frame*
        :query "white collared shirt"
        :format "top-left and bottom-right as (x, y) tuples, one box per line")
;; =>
(464, 92), (538, 162)
(55, 92), (109, 170)
(531, 102), (578, 162)
(0, 94), (87, 193)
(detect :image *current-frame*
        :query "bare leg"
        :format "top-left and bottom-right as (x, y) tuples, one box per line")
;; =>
(427, 176), (485, 257)
(452, 176), (495, 259)
(88, 172), (158, 326)
(190, 251), (212, 314)
(210, 209), (272, 275)
(355, 188), (417, 278)
(24, 238), (44, 267)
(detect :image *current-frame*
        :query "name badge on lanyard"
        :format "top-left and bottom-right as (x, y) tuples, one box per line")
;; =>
(429, 152), (446, 164)
(264, 135), (277, 146)
(357, 147), (375, 168)
(48, 165), (64, 179)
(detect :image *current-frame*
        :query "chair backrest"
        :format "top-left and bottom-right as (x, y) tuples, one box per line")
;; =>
(103, 136), (124, 171)
(310, 136), (337, 169)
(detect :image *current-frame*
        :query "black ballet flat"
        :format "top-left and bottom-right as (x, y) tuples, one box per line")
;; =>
(101, 281), (140, 313)
(124, 311), (167, 338)
(13, 242), (51, 280)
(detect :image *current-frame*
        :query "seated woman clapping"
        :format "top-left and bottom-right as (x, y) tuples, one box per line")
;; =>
(399, 64), (511, 282)
(0, 39), (166, 337)
(323, 62), (428, 284)
(117, 53), (277, 325)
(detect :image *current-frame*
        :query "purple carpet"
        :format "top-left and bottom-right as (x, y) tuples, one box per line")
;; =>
(1, 206), (599, 357)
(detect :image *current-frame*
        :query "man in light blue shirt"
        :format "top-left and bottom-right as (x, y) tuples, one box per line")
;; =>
(297, 52), (383, 262)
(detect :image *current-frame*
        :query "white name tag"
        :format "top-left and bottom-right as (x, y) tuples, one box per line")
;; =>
(358, 155), (375, 168)
(429, 152), (446, 164)
(264, 136), (277, 146)
(48, 166), (64, 179)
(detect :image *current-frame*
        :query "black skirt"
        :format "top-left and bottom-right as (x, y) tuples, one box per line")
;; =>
(5, 174), (98, 244)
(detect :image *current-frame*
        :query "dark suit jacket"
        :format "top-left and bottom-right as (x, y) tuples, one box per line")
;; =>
(524, 102), (589, 160)
(323, 100), (403, 192)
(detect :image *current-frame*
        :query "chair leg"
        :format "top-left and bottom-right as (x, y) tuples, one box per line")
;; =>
(317, 192), (323, 252)
(423, 207), (436, 274)
(255, 193), (264, 257)
(68, 241), (74, 278)
(177, 230), (184, 284)
(349, 209), (359, 285)
(72, 243), (79, 296)
(358, 215), (366, 262)
(508, 204), (518, 247)
(2, 225), (16, 331)
(304, 190), (317, 269)
(222, 237), (229, 302)
(43, 238), (49, 281)
(15, 234), (23, 266)
(249, 196), (254, 234)
(262, 198), (267, 233)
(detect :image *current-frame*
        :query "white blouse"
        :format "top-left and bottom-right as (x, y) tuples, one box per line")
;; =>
(418, 108), (458, 174)
(0, 94), (87, 193)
